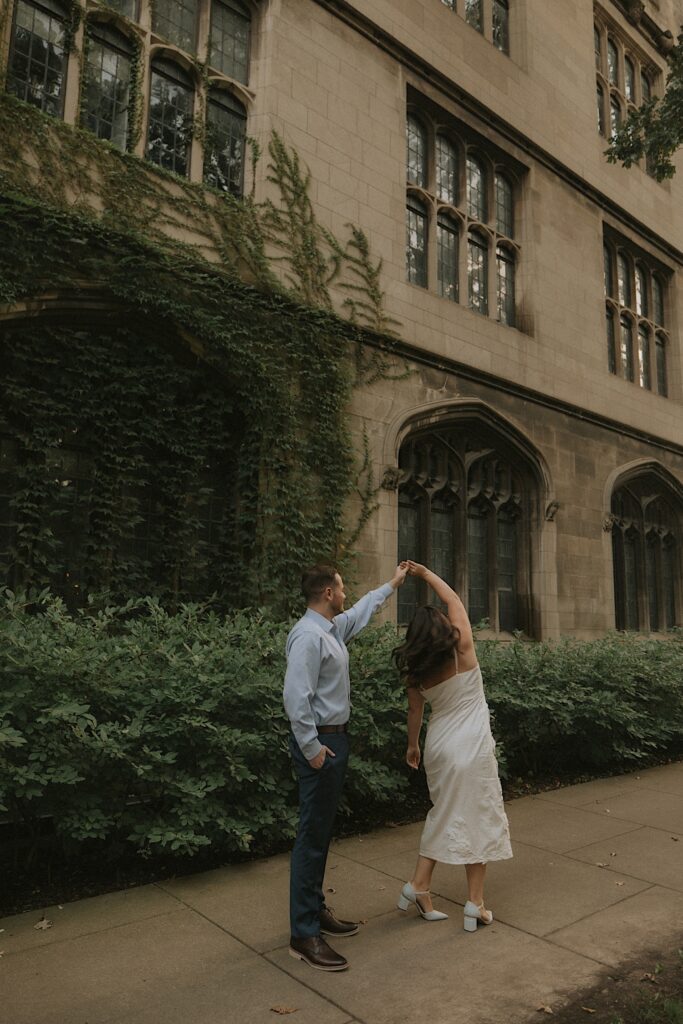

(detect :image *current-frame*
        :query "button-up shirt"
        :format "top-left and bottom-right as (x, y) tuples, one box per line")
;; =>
(283, 583), (394, 760)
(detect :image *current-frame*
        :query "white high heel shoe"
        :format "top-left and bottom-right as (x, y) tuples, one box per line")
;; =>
(463, 900), (493, 932)
(397, 882), (449, 921)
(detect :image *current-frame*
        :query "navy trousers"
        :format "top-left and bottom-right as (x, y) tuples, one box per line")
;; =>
(289, 731), (349, 938)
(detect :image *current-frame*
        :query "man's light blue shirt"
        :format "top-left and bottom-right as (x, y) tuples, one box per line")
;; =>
(283, 582), (394, 760)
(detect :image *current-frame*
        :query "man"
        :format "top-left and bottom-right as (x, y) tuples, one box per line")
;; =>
(284, 562), (408, 971)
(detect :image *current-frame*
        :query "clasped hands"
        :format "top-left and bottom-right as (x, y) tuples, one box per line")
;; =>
(391, 560), (428, 588)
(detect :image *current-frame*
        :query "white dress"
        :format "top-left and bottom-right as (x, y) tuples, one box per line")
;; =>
(419, 664), (512, 865)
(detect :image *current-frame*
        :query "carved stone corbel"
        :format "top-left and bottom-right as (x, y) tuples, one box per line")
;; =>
(544, 500), (560, 522)
(603, 513), (618, 532)
(381, 466), (401, 491)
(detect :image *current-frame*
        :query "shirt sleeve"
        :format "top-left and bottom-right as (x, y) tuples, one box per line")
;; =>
(334, 582), (394, 644)
(283, 630), (324, 761)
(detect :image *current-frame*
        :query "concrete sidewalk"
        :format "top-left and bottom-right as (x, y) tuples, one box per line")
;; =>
(2, 762), (683, 1024)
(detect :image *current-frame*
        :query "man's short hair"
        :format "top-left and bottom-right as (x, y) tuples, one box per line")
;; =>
(301, 564), (338, 602)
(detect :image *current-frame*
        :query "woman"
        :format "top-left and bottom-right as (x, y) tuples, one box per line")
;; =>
(393, 561), (512, 931)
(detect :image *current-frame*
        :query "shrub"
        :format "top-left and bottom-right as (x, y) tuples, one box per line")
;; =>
(0, 591), (681, 865)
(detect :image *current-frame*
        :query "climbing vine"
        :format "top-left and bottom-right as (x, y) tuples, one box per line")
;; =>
(0, 82), (406, 612)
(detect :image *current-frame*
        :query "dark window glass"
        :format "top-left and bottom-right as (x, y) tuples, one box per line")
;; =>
(464, 0), (482, 32)
(635, 265), (648, 317)
(656, 334), (667, 397)
(620, 315), (634, 382)
(7, 0), (67, 117)
(153, 0), (198, 53)
(637, 326), (651, 390)
(597, 82), (605, 135)
(203, 90), (246, 196)
(604, 245), (613, 296)
(652, 276), (664, 325)
(406, 197), (428, 287)
(81, 23), (132, 151)
(492, 0), (509, 54)
(431, 496), (455, 593)
(441, 0), (456, 7)
(496, 512), (516, 632)
(617, 252), (631, 307)
(641, 71), (651, 102)
(606, 307), (616, 374)
(147, 59), (194, 176)
(101, 0), (136, 16)
(610, 95), (621, 139)
(625, 56), (635, 102)
(468, 230), (488, 315)
(623, 532), (639, 630)
(646, 537), (659, 630)
(397, 495), (420, 623)
(495, 172), (513, 236)
(436, 135), (458, 204)
(209, 0), (250, 84)
(437, 215), (458, 302)
(594, 25), (601, 69)
(466, 155), (486, 220)
(467, 511), (488, 624)
(496, 245), (515, 326)
(607, 38), (618, 85)
(663, 542), (676, 628)
(406, 114), (427, 187)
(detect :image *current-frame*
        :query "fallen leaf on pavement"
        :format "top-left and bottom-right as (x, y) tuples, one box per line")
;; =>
(641, 973), (658, 984)
(536, 1006), (554, 1014)
(359, 919), (368, 925)
(377, 886), (386, 891)
(596, 862), (608, 868)
(34, 917), (52, 931)
(616, 881), (625, 886)
(609, 852), (617, 857)
(672, 837), (679, 842)
(325, 887), (336, 894)
(270, 1007), (298, 1015)
(581, 1008), (596, 1014)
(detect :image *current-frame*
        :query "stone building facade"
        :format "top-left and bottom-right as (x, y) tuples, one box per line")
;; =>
(1, 0), (682, 636)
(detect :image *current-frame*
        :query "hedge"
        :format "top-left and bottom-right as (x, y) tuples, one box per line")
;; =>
(0, 591), (681, 862)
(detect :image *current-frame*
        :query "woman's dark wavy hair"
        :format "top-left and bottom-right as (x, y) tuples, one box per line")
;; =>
(393, 605), (461, 688)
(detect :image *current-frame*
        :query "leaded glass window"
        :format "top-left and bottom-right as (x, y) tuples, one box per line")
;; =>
(612, 480), (680, 631)
(209, 0), (250, 84)
(468, 230), (488, 315)
(620, 315), (633, 382)
(7, 0), (67, 117)
(597, 82), (605, 135)
(594, 25), (601, 69)
(635, 264), (648, 316)
(437, 214), (458, 302)
(203, 89), (246, 196)
(610, 95), (621, 140)
(641, 71), (651, 102)
(466, 155), (486, 221)
(617, 252), (631, 307)
(101, 0), (136, 17)
(606, 307), (616, 374)
(652, 276), (664, 325)
(637, 325), (650, 390)
(464, 0), (482, 32)
(496, 245), (514, 326)
(81, 23), (132, 151)
(604, 244), (613, 297)
(406, 197), (427, 287)
(147, 59), (194, 176)
(436, 135), (458, 204)
(492, 0), (509, 54)
(624, 56), (635, 103)
(495, 173), (513, 237)
(607, 38), (618, 85)
(656, 334), (667, 397)
(406, 114), (427, 187)
(152, 0), (198, 53)
(397, 428), (530, 631)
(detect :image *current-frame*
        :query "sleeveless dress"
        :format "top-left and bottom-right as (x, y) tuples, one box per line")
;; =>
(418, 664), (512, 865)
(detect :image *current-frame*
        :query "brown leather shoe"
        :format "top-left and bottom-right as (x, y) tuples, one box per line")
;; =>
(289, 935), (349, 971)
(320, 905), (359, 937)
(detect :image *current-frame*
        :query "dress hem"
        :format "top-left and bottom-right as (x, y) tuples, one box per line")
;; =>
(419, 848), (513, 866)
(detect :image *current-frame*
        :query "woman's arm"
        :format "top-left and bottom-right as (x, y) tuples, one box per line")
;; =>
(406, 684), (425, 769)
(407, 561), (477, 669)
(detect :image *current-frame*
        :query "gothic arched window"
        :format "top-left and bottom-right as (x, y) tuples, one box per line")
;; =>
(611, 475), (681, 631)
(209, 0), (250, 84)
(203, 88), (246, 196)
(396, 425), (537, 632)
(7, 0), (68, 117)
(81, 22), (134, 151)
(146, 58), (194, 176)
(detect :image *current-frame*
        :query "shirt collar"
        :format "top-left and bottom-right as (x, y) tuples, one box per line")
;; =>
(304, 608), (336, 632)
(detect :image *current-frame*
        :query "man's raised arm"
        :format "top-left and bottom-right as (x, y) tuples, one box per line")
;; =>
(334, 563), (408, 643)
